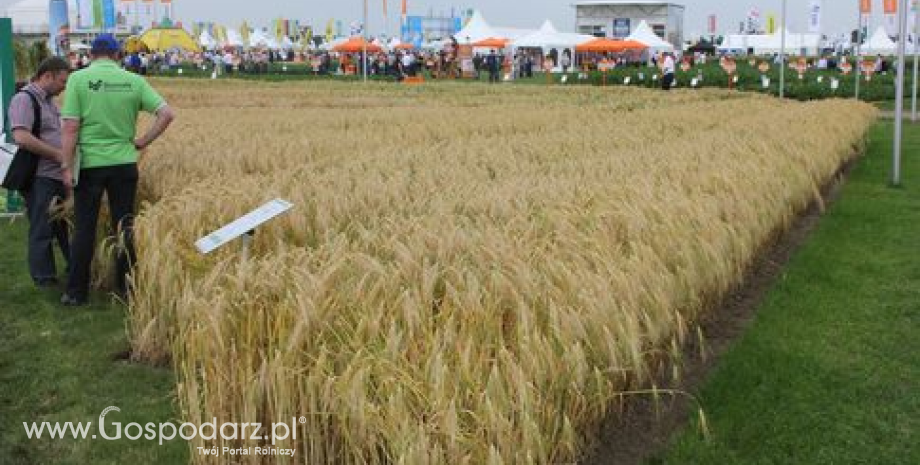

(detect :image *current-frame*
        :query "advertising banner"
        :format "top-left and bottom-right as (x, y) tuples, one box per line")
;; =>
(808, 0), (822, 34)
(49, 0), (71, 55)
(613, 18), (631, 38)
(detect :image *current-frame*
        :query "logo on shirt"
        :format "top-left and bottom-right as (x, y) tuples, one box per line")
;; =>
(87, 80), (134, 93)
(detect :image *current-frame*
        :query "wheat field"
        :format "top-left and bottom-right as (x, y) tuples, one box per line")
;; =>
(126, 79), (876, 464)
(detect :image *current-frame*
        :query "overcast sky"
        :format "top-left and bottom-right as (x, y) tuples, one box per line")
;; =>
(0, 1), (885, 37)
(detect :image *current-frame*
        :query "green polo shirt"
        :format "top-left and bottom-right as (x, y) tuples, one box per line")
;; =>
(61, 59), (166, 169)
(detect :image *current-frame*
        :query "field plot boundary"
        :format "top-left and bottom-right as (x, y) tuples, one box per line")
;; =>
(580, 157), (859, 465)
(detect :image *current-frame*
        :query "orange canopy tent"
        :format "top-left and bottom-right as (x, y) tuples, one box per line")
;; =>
(576, 39), (648, 53)
(472, 37), (510, 49)
(394, 42), (416, 50)
(332, 37), (384, 53)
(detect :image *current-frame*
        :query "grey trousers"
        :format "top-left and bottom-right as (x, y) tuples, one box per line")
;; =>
(25, 176), (71, 283)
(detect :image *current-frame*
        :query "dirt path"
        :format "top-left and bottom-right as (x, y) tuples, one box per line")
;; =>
(578, 162), (855, 465)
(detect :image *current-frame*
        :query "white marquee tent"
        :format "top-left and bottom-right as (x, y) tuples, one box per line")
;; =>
(757, 28), (822, 55)
(513, 20), (593, 54)
(225, 29), (244, 48)
(627, 21), (674, 54)
(249, 29), (279, 49)
(861, 26), (897, 55)
(718, 29), (820, 56)
(454, 11), (497, 44)
(454, 10), (536, 45)
(199, 30), (217, 49)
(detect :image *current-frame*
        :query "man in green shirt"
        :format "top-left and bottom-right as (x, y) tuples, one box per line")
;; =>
(60, 34), (175, 306)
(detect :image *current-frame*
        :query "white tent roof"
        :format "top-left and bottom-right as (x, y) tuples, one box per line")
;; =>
(250, 29), (279, 49)
(861, 26), (897, 55)
(454, 10), (499, 44)
(759, 28), (821, 54)
(718, 29), (820, 55)
(513, 20), (593, 50)
(627, 21), (674, 53)
(199, 30), (217, 49)
(5, 0), (49, 31)
(492, 27), (535, 42)
(226, 29), (244, 48)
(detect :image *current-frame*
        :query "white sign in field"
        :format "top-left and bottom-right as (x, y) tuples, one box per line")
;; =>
(195, 199), (294, 254)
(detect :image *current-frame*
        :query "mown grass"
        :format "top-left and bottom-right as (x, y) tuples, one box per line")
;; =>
(0, 220), (187, 465)
(651, 121), (920, 464)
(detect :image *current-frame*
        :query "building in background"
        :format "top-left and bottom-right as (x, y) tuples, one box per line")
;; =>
(573, 1), (684, 48)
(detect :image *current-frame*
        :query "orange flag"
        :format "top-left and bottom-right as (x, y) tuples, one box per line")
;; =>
(884, 0), (897, 14)
(860, 0), (872, 14)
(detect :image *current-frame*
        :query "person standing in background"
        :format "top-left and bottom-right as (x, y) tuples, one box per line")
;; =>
(661, 52), (676, 91)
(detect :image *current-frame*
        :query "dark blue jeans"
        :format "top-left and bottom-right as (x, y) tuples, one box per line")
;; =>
(24, 176), (71, 283)
(65, 163), (138, 301)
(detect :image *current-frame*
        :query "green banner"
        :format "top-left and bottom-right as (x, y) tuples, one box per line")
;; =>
(93, 0), (104, 29)
(1, 18), (14, 141)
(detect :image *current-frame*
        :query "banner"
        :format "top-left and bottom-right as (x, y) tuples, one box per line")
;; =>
(861, 0), (872, 14)
(807, 0), (822, 34)
(746, 8), (762, 34)
(884, 0), (897, 14)
(613, 18), (631, 38)
(301, 25), (313, 49)
(103, 0), (116, 30)
(160, 0), (173, 23)
(240, 22), (251, 46)
(49, 0), (70, 55)
(92, 0), (104, 29)
(325, 19), (334, 43)
(767, 14), (776, 34)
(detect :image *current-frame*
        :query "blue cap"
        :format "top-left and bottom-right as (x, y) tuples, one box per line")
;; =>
(91, 34), (120, 54)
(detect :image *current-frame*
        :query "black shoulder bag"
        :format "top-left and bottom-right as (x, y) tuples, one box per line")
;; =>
(1, 90), (43, 192)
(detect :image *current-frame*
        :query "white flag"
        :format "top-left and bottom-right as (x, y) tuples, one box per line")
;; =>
(808, 0), (822, 34)
(76, 0), (94, 29)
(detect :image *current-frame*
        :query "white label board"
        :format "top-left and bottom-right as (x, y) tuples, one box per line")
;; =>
(195, 199), (293, 254)
(0, 141), (16, 182)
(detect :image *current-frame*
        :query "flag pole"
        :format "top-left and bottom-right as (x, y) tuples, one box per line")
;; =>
(780, 0), (787, 98)
(911, 0), (919, 122)
(893, 0), (909, 186)
(363, 0), (368, 82)
(855, 3), (863, 100)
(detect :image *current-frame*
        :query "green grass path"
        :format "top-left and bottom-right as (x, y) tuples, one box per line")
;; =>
(0, 221), (187, 464)
(653, 122), (920, 464)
